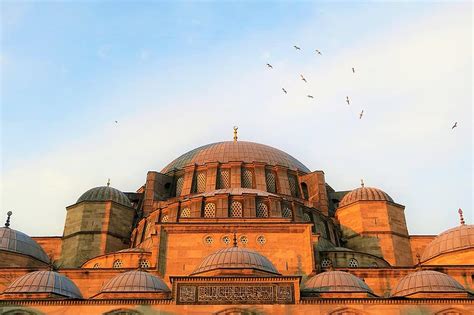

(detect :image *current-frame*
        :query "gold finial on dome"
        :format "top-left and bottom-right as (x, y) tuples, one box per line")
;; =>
(4, 211), (12, 228)
(458, 208), (465, 225)
(233, 126), (238, 142)
(107, 178), (110, 187)
(360, 179), (365, 187)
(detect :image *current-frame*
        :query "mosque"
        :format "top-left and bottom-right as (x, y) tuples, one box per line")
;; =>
(0, 130), (472, 314)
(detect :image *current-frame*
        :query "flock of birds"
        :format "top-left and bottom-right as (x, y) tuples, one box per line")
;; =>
(265, 45), (459, 129)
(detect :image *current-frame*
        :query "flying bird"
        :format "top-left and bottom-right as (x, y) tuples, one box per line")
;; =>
(315, 49), (322, 55)
(452, 122), (458, 129)
(359, 110), (364, 119)
(115, 120), (118, 123)
(352, 67), (355, 73)
(294, 45), (301, 50)
(346, 96), (350, 105)
(282, 88), (287, 94)
(300, 74), (307, 83)
(266, 63), (273, 69)
(307, 95), (314, 99)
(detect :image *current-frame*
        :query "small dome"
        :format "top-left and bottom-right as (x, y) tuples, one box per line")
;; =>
(339, 186), (393, 208)
(392, 270), (466, 297)
(162, 141), (310, 173)
(0, 227), (49, 263)
(303, 271), (373, 294)
(4, 271), (82, 299)
(421, 224), (474, 262)
(101, 270), (169, 293)
(191, 246), (279, 276)
(77, 186), (132, 207)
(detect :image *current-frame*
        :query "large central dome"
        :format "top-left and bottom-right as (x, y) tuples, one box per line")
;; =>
(162, 141), (310, 173)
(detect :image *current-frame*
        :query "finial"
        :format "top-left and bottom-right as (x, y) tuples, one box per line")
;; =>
(360, 179), (365, 187)
(233, 126), (238, 142)
(107, 178), (110, 187)
(458, 208), (465, 225)
(233, 232), (238, 247)
(5, 211), (12, 228)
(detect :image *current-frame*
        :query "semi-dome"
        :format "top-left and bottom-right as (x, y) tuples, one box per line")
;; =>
(77, 186), (132, 207)
(421, 224), (474, 262)
(0, 226), (49, 263)
(392, 270), (466, 297)
(101, 270), (169, 293)
(191, 246), (279, 276)
(161, 141), (310, 173)
(339, 186), (393, 208)
(302, 271), (373, 294)
(4, 270), (82, 299)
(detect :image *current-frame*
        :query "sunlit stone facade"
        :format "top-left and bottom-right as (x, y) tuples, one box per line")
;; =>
(0, 139), (472, 314)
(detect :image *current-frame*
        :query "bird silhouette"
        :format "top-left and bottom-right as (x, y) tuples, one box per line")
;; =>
(352, 67), (355, 73)
(346, 96), (350, 105)
(307, 95), (314, 98)
(300, 74), (307, 83)
(282, 88), (287, 94)
(115, 120), (118, 123)
(359, 110), (364, 119)
(452, 122), (458, 129)
(266, 63), (273, 69)
(315, 49), (322, 55)
(294, 45), (301, 50)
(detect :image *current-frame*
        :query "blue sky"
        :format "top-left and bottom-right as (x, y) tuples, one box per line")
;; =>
(1, 1), (472, 235)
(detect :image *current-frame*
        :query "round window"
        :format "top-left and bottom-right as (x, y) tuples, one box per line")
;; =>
(204, 236), (214, 245)
(222, 236), (231, 245)
(240, 235), (249, 245)
(257, 235), (266, 245)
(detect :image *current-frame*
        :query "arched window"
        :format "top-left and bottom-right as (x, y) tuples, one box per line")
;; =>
(321, 258), (332, 268)
(265, 170), (276, 193)
(256, 202), (268, 218)
(204, 203), (216, 218)
(348, 258), (359, 268)
(139, 259), (150, 269)
(161, 214), (169, 222)
(230, 201), (243, 217)
(282, 206), (293, 219)
(303, 212), (312, 222)
(217, 168), (230, 189)
(195, 171), (206, 193)
(301, 182), (309, 199)
(175, 176), (184, 197)
(113, 259), (123, 268)
(93, 263), (100, 268)
(241, 168), (253, 188)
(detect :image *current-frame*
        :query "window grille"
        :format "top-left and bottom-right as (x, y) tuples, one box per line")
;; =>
(282, 206), (293, 218)
(241, 168), (253, 188)
(113, 259), (123, 268)
(230, 201), (243, 217)
(265, 170), (276, 193)
(288, 174), (300, 197)
(181, 207), (191, 218)
(257, 235), (266, 245)
(161, 214), (169, 222)
(175, 176), (184, 196)
(196, 171), (206, 193)
(204, 203), (216, 218)
(93, 263), (100, 268)
(256, 202), (269, 218)
(240, 235), (248, 245)
(217, 168), (230, 189)
(348, 258), (359, 268)
(303, 213), (311, 222)
(321, 258), (332, 268)
(139, 259), (150, 269)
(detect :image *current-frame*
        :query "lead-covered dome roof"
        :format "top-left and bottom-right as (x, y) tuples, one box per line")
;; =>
(339, 186), (393, 208)
(0, 227), (49, 263)
(101, 270), (169, 293)
(162, 141), (310, 173)
(191, 246), (279, 276)
(4, 270), (82, 299)
(302, 271), (373, 294)
(421, 224), (474, 262)
(391, 270), (466, 297)
(77, 186), (132, 207)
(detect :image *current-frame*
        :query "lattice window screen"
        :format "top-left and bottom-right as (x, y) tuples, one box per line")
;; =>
(282, 206), (293, 218)
(113, 260), (123, 268)
(139, 259), (150, 269)
(321, 258), (332, 268)
(175, 176), (184, 196)
(217, 168), (230, 189)
(204, 203), (216, 218)
(181, 207), (191, 218)
(241, 168), (253, 188)
(348, 258), (359, 268)
(265, 170), (276, 193)
(288, 174), (299, 197)
(194, 171), (206, 193)
(161, 214), (169, 222)
(256, 202), (269, 218)
(230, 201), (243, 217)
(303, 213), (311, 222)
